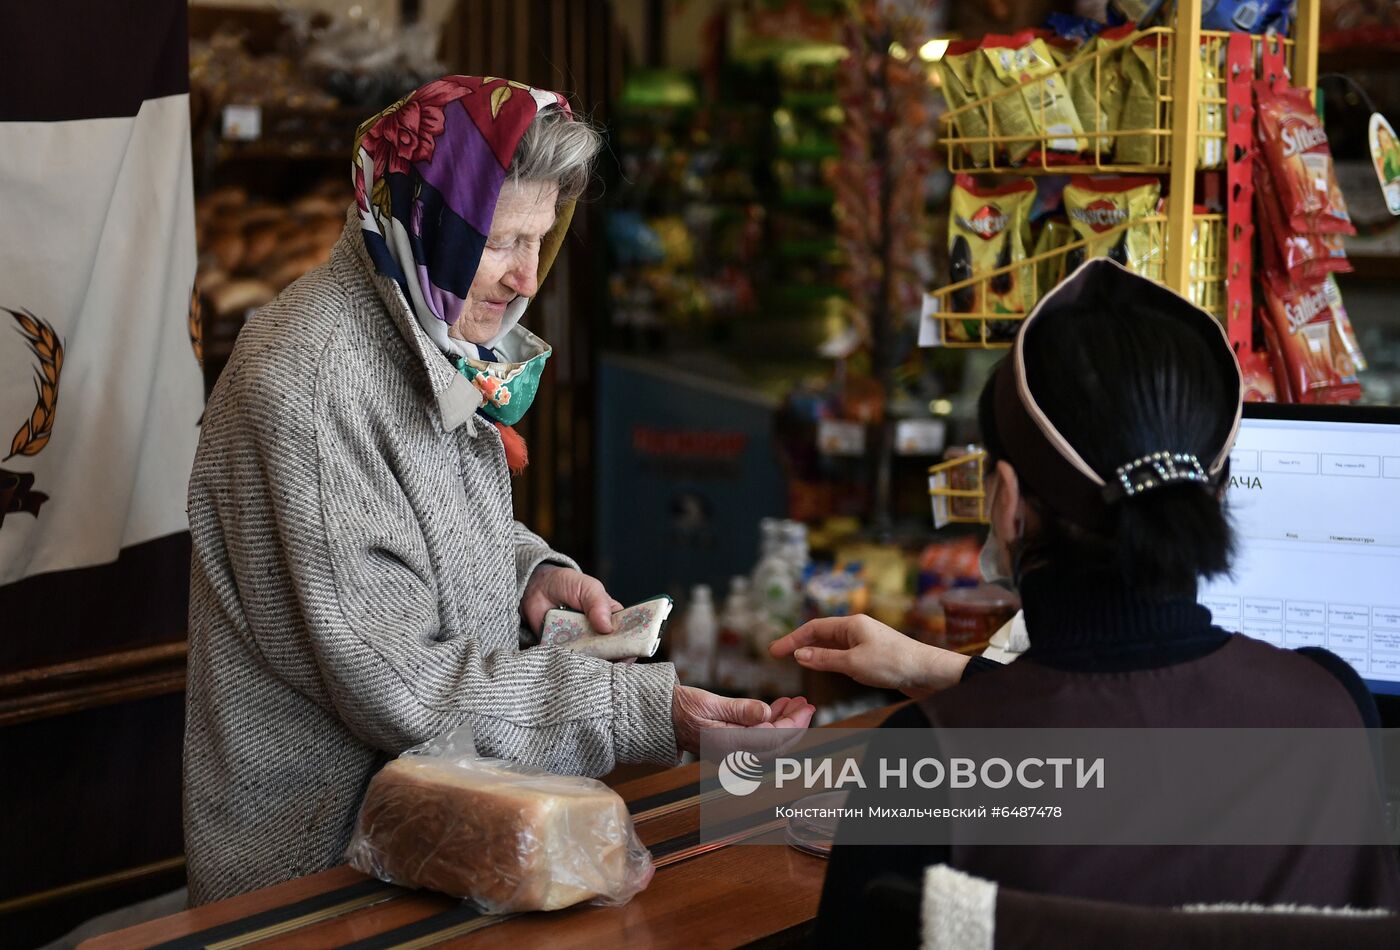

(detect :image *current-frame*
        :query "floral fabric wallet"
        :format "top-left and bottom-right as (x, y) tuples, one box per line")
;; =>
(540, 595), (673, 661)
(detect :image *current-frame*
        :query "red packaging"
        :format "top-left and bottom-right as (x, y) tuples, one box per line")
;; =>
(1239, 348), (1278, 404)
(1260, 272), (1361, 404)
(1255, 81), (1356, 235)
(1259, 313), (1294, 403)
(1253, 154), (1352, 280)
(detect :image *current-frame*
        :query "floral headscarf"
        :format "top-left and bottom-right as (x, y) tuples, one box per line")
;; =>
(352, 75), (575, 364)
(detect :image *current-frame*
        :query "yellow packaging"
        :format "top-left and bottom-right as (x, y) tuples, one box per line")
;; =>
(947, 175), (1037, 342)
(1198, 40), (1226, 168)
(1115, 33), (1167, 165)
(1032, 217), (1074, 302)
(979, 32), (1087, 164)
(936, 40), (993, 167)
(1063, 176), (1162, 276)
(1064, 31), (1130, 160)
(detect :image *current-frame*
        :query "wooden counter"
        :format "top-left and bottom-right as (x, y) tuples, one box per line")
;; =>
(81, 704), (902, 950)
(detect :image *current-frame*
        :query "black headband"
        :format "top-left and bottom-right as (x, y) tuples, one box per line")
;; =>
(990, 259), (1243, 534)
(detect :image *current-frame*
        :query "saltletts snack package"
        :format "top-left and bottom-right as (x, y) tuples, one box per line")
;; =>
(948, 174), (1036, 342)
(936, 39), (993, 166)
(1254, 154), (1351, 280)
(978, 31), (1087, 164)
(1063, 176), (1162, 275)
(1256, 81), (1356, 235)
(1260, 271), (1362, 404)
(1324, 273), (1368, 373)
(347, 725), (654, 912)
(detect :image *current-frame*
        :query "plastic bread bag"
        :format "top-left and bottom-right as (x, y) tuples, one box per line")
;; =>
(979, 31), (1087, 164)
(947, 174), (1036, 342)
(345, 724), (655, 913)
(1255, 80), (1356, 235)
(935, 39), (993, 167)
(1062, 175), (1162, 276)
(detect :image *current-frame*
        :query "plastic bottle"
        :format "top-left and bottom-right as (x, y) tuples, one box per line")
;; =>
(715, 577), (755, 694)
(674, 585), (717, 688)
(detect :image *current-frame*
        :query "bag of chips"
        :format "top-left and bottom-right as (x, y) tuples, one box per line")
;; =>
(1255, 81), (1356, 235)
(1032, 216), (1075, 302)
(1115, 31), (1167, 165)
(947, 175), (1036, 342)
(1254, 154), (1352, 281)
(1198, 39), (1226, 168)
(1259, 311), (1294, 403)
(979, 31), (1087, 164)
(1260, 270), (1362, 404)
(936, 39), (993, 167)
(1238, 349), (1279, 404)
(1063, 26), (1133, 160)
(1063, 176), (1162, 276)
(1323, 273), (1367, 373)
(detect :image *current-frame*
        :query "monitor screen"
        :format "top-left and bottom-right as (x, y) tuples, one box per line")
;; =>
(1198, 404), (1400, 696)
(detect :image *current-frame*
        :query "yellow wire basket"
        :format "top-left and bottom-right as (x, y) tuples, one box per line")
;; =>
(929, 449), (989, 527)
(925, 213), (1224, 348)
(937, 29), (1292, 174)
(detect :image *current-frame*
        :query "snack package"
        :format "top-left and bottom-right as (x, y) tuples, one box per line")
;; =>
(1198, 40), (1226, 168)
(1239, 348), (1279, 404)
(1064, 26), (1132, 159)
(936, 39), (993, 166)
(1063, 176), (1162, 275)
(1260, 272), (1362, 404)
(979, 31), (1087, 164)
(1202, 0), (1291, 33)
(1032, 216), (1074, 301)
(948, 175), (1036, 341)
(1116, 31), (1167, 165)
(1259, 311), (1294, 402)
(1324, 273), (1368, 372)
(1254, 154), (1352, 280)
(346, 724), (654, 913)
(1255, 81), (1356, 235)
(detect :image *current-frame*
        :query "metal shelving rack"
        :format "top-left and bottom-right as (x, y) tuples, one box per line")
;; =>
(922, 0), (1323, 352)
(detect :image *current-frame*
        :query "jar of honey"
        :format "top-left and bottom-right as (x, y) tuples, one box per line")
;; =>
(939, 585), (1020, 649)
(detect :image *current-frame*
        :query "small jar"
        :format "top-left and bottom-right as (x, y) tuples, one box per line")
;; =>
(939, 585), (1019, 649)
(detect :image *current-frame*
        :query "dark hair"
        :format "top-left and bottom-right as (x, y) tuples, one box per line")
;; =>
(977, 292), (1236, 597)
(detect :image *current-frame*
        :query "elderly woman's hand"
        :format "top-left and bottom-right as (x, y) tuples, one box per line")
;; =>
(769, 615), (970, 699)
(671, 686), (817, 755)
(521, 564), (623, 634)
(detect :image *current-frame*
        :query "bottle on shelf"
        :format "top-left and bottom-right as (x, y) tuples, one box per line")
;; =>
(715, 576), (756, 694)
(673, 584), (717, 689)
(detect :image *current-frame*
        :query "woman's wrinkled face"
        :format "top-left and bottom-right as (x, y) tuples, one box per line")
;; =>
(450, 179), (559, 345)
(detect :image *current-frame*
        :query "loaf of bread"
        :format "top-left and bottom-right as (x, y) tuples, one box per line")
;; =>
(347, 756), (652, 912)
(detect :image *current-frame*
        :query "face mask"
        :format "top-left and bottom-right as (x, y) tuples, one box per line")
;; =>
(978, 477), (1017, 589)
(453, 325), (551, 426)
(978, 525), (1014, 587)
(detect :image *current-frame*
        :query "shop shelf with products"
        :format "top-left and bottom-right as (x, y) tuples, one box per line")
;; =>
(923, 0), (1325, 356)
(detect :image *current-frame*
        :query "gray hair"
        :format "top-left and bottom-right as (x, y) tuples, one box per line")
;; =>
(508, 106), (602, 203)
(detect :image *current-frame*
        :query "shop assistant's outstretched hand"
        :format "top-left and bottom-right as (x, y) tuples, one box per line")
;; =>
(520, 564), (623, 635)
(671, 686), (816, 755)
(769, 615), (970, 699)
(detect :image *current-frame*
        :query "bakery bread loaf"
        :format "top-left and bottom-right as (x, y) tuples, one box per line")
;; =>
(347, 756), (649, 912)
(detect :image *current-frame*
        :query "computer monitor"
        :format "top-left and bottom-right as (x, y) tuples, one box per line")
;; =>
(1198, 403), (1400, 698)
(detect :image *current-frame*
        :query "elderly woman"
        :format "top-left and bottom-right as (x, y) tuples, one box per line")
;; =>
(184, 76), (814, 905)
